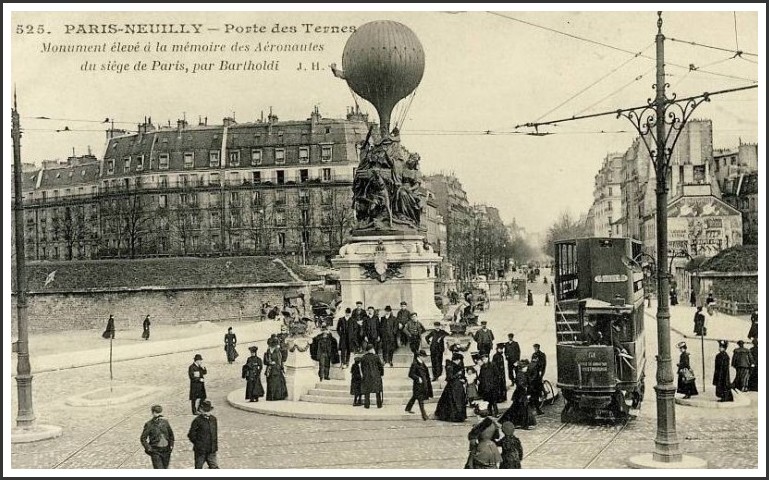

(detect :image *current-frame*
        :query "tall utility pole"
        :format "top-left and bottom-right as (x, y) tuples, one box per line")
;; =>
(12, 91), (35, 429)
(517, 12), (756, 468)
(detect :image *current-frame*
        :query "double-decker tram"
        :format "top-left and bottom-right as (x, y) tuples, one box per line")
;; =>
(553, 237), (646, 422)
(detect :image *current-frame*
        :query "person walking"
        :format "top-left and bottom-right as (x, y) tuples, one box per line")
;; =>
(689, 289), (697, 307)
(478, 353), (500, 417)
(706, 292), (716, 316)
(529, 344), (546, 415)
(404, 312), (426, 355)
(241, 346), (264, 402)
(731, 340), (753, 392)
(435, 353), (468, 423)
(504, 334), (520, 385)
(187, 400), (219, 469)
(713, 340), (734, 402)
(336, 308), (352, 367)
(544, 293), (551, 306)
(499, 359), (536, 429)
(492, 343), (508, 404)
(188, 354), (207, 415)
(405, 350), (433, 420)
(224, 327), (238, 364)
(473, 321), (495, 357)
(264, 338), (288, 401)
(311, 326), (339, 382)
(140, 404), (174, 469)
(526, 290), (534, 307)
(141, 315), (151, 341)
(360, 343), (385, 409)
(425, 322), (448, 381)
(675, 342), (698, 399)
(496, 421), (523, 469)
(693, 306), (707, 336)
(102, 314), (116, 339)
(379, 306), (399, 367)
(350, 356), (363, 406)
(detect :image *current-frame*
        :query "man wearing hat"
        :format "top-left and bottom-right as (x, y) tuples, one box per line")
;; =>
(379, 306), (399, 367)
(336, 308), (353, 367)
(504, 334), (521, 385)
(731, 340), (754, 392)
(140, 404), (175, 469)
(713, 340), (734, 402)
(188, 354), (207, 415)
(478, 353), (501, 416)
(529, 344), (547, 415)
(748, 310), (758, 341)
(425, 322), (449, 381)
(359, 343), (385, 408)
(473, 321), (495, 357)
(242, 346), (264, 402)
(405, 350), (433, 420)
(405, 312), (426, 355)
(363, 306), (381, 355)
(350, 301), (366, 354)
(748, 338), (758, 392)
(311, 326), (340, 382)
(187, 400), (219, 469)
(396, 301), (411, 347)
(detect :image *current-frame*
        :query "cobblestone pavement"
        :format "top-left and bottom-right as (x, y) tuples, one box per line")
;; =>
(9, 292), (759, 470)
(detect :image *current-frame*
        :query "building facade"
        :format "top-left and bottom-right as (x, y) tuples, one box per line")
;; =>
(590, 153), (624, 238)
(20, 108), (375, 264)
(714, 142), (759, 245)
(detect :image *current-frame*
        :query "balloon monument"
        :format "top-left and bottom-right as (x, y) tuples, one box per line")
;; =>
(332, 21), (427, 234)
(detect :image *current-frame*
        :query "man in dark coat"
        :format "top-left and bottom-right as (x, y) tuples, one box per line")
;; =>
(264, 338), (288, 400)
(187, 400), (219, 469)
(435, 353), (468, 422)
(379, 305), (399, 366)
(689, 290), (697, 307)
(478, 353), (501, 416)
(526, 290), (534, 306)
(713, 340), (734, 402)
(188, 354), (207, 415)
(102, 314), (116, 339)
(425, 322), (449, 381)
(473, 321), (495, 357)
(583, 317), (602, 345)
(748, 339), (758, 391)
(351, 300), (366, 324)
(242, 346), (264, 402)
(336, 308), (352, 366)
(359, 343), (385, 408)
(140, 404), (174, 469)
(405, 350), (433, 420)
(142, 315), (151, 340)
(311, 327), (339, 381)
(346, 306), (362, 355)
(731, 340), (753, 392)
(492, 343), (508, 404)
(362, 306), (381, 355)
(396, 301), (412, 347)
(504, 333), (521, 384)
(693, 306), (706, 336)
(529, 344), (546, 415)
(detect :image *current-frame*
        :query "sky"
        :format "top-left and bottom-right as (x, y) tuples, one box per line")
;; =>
(6, 7), (761, 236)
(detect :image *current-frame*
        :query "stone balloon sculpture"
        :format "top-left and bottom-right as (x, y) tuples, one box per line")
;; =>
(332, 21), (427, 234)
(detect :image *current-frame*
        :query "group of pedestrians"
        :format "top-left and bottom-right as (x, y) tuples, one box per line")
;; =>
(101, 314), (152, 340)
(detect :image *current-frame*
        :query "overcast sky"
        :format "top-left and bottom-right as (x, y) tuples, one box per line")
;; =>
(8, 8), (760, 235)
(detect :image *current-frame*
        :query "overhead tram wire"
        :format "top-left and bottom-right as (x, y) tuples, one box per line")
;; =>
(575, 67), (655, 116)
(514, 84), (759, 130)
(668, 37), (757, 58)
(487, 11), (758, 84)
(23, 116), (135, 125)
(534, 42), (655, 122)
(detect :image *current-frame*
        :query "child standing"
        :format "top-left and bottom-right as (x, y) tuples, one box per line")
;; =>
(350, 356), (363, 407)
(497, 421), (524, 469)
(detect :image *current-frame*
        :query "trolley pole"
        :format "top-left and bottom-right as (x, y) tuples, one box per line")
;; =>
(12, 91), (36, 429)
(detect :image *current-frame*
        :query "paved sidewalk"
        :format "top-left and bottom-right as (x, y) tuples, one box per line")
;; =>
(11, 319), (284, 376)
(647, 300), (753, 343)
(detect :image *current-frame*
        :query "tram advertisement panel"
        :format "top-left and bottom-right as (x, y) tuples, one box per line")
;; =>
(558, 345), (615, 389)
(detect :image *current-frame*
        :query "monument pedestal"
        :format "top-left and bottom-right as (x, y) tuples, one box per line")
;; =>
(332, 235), (444, 326)
(283, 338), (317, 401)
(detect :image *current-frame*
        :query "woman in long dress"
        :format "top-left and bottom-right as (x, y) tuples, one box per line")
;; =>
(264, 339), (288, 401)
(675, 342), (698, 399)
(242, 346), (264, 402)
(102, 314), (115, 339)
(499, 360), (536, 429)
(141, 315), (151, 340)
(224, 327), (239, 364)
(435, 354), (468, 422)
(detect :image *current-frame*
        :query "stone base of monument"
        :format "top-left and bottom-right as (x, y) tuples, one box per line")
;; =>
(11, 424), (63, 443)
(332, 235), (444, 327)
(283, 338), (317, 402)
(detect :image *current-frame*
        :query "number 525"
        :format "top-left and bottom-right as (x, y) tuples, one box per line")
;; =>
(16, 25), (46, 34)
